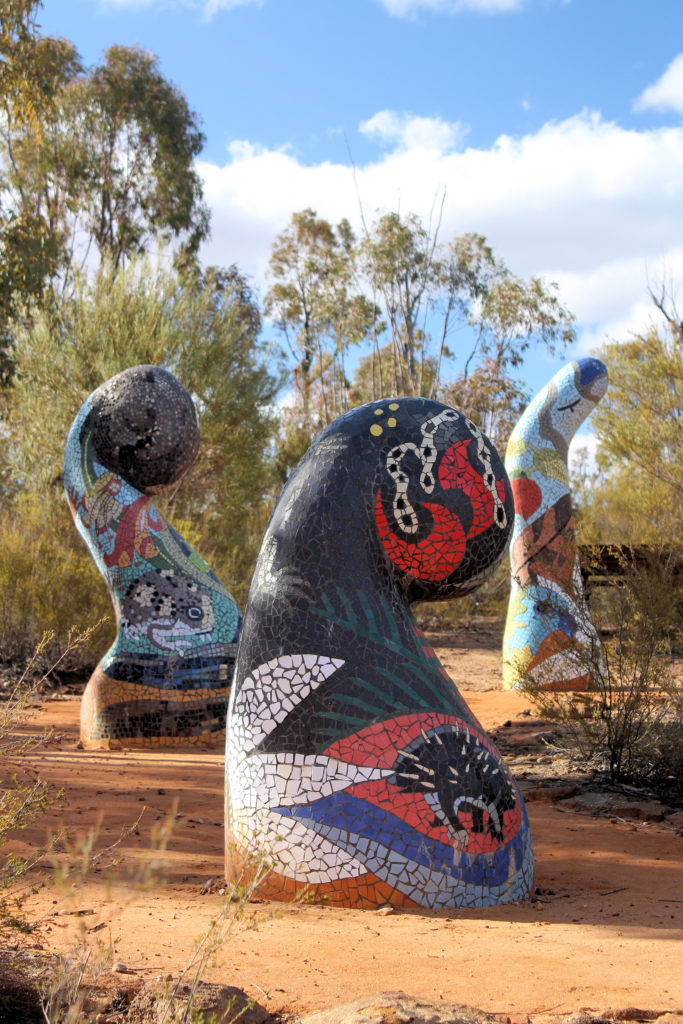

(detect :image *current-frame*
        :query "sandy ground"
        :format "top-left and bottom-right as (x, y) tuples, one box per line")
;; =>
(5, 628), (683, 1022)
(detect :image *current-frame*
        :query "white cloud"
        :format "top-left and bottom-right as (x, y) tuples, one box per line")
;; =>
(198, 109), (683, 355)
(103, 0), (262, 18)
(376, 0), (522, 16)
(634, 53), (683, 115)
(359, 111), (466, 152)
(549, 249), (683, 353)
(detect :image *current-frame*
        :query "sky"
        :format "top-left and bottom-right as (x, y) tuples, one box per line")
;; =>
(37, 0), (683, 452)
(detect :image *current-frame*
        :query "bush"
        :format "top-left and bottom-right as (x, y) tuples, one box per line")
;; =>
(1, 255), (283, 657)
(521, 548), (683, 799)
(0, 493), (111, 670)
(414, 555), (511, 630)
(0, 629), (98, 940)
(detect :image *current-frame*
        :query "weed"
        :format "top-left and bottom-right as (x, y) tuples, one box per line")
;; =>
(1, 627), (99, 940)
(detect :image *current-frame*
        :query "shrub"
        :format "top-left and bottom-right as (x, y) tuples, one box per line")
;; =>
(0, 493), (111, 670)
(520, 547), (683, 799)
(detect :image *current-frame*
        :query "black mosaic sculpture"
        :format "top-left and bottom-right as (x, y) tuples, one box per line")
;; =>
(64, 365), (241, 748)
(225, 398), (533, 908)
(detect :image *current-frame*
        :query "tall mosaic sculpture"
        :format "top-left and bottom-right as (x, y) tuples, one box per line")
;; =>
(64, 365), (241, 749)
(226, 398), (533, 909)
(502, 358), (608, 691)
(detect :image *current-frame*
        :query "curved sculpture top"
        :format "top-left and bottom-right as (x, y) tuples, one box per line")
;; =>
(502, 358), (608, 690)
(64, 365), (241, 748)
(226, 397), (533, 909)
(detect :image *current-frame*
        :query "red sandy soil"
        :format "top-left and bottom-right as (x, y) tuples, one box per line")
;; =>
(5, 628), (683, 1022)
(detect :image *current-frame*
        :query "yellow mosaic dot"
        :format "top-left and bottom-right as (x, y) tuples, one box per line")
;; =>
(388, 402), (399, 410)
(370, 424), (383, 436)
(387, 417), (397, 427)
(374, 408), (383, 415)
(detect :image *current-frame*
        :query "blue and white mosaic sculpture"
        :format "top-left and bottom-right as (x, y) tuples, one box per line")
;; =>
(226, 398), (533, 908)
(64, 365), (241, 747)
(503, 358), (608, 690)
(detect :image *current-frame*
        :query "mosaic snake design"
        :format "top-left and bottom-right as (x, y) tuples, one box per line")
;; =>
(226, 397), (533, 909)
(503, 358), (608, 690)
(64, 365), (241, 748)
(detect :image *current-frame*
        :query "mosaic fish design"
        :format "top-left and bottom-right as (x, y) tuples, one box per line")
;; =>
(502, 358), (608, 691)
(64, 365), (241, 748)
(225, 398), (533, 908)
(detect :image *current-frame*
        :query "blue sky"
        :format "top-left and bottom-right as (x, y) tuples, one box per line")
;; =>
(38, 0), (683, 449)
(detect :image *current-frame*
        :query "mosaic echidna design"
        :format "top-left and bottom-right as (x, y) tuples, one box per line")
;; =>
(64, 365), (241, 749)
(502, 358), (608, 691)
(225, 398), (533, 908)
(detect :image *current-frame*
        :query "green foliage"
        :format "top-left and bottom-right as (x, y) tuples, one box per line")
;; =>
(0, 1), (84, 381)
(1, 255), (280, 656)
(349, 341), (439, 407)
(267, 207), (574, 477)
(0, 493), (111, 666)
(0, 5), (210, 384)
(583, 322), (683, 547)
(81, 44), (209, 268)
(522, 552), (683, 797)
(266, 208), (377, 435)
(414, 556), (511, 629)
(359, 210), (436, 397)
(439, 356), (529, 453)
(359, 213), (574, 400)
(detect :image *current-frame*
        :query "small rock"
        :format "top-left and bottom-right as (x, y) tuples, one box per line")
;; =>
(128, 981), (270, 1024)
(567, 1016), (614, 1024)
(112, 962), (131, 974)
(559, 791), (669, 821)
(664, 810), (683, 830)
(376, 905), (395, 916)
(299, 992), (502, 1024)
(601, 1009), (664, 1021)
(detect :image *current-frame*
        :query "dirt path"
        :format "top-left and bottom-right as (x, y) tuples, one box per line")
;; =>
(6, 635), (683, 1022)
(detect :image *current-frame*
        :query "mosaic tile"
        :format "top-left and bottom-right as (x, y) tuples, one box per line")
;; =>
(502, 358), (608, 691)
(225, 397), (533, 908)
(63, 365), (241, 749)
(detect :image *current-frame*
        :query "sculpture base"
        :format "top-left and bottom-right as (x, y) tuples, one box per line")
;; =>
(225, 837), (534, 910)
(80, 664), (230, 749)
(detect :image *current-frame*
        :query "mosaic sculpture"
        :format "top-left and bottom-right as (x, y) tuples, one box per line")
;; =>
(502, 358), (608, 691)
(64, 365), (241, 749)
(225, 398), (533, 909)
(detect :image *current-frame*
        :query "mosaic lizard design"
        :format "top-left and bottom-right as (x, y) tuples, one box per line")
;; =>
(502, 358), (608, 691)
(64, 365), (241, 748)
(225, 398), (533, 908)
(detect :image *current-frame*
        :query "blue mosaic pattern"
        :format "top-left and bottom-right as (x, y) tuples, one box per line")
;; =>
(64, 365), (241, 747)
(225, 397), (533, 908)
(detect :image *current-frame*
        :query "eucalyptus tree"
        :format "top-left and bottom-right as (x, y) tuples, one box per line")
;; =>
(265, 208), (377, 455)
(588, 318), (683, 547)
(359, 213), (575, 403)
(0, 2), (210, 382)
